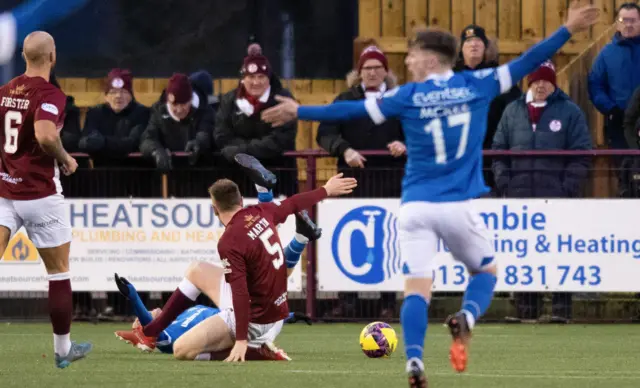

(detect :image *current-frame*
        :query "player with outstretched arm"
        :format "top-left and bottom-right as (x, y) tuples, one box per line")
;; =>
(0, 31), (91, 368)
(115, 154), (319, 360)
(261, 4), (599, 387)
(119, 155), (357, 361)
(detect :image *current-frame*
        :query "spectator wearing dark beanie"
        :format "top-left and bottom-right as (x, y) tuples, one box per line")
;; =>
(78, 68), (150, 163)
(139, 72), (214, 171)
(214, 43), (297, 196)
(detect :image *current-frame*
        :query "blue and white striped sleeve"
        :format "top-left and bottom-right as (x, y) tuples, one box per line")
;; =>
(363, 85), (409, 124)
(297, 85), (408, 124)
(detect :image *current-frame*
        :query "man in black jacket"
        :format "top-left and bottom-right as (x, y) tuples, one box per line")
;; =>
(214, 44), (297, 196)
(316, 46), (405, 319)
(317, 45), (406, 199)
(454, 25), (522, 193)
(78, 69), (150, 166)
(140, 73), (213, 172)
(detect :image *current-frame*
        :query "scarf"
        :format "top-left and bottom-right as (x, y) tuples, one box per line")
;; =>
(236, 85), (271, 117)
(362, 82), (387, 100)
(526, 89), (547, 131)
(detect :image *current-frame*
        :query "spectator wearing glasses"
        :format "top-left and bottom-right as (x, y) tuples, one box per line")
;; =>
(316, 45), (404, 319)
(588, 2), (640, 150)
(79, 69), (150, 165)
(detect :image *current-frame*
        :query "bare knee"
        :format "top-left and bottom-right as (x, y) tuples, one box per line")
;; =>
(38, 243), (70, 274)
(404, 277), (433, 301)
(173, 340), (197, 361)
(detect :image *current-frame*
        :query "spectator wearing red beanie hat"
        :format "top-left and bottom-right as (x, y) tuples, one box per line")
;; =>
(214, 43), (297, 196)
(492, 58), (591, 323)
(78, 68), (151, 163)
(315, 44), (404, 320)
(140, 72), (214, 172)
(166, 73), (195, 121)
(526, 61), (557, 130)
(104, 68), (134, 113)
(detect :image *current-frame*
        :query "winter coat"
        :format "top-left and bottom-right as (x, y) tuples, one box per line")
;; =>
(454, 59), (522, 149)
(214, 76), (296, 169)
(139, 96), (214, 157)
(623, 85), (640, 149)
(316, 71), (405, 169)
(492, 88), (592, 198)
(60, 96), (82, 153)
(588, 33), (640, 114)
(79, 101), (150, 156)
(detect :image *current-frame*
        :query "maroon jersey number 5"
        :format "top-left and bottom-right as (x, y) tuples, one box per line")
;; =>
(260, 227), (284, 270)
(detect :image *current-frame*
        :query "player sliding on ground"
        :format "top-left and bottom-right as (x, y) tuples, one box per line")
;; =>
(115, 154), (356, 361)
(115, 154), (318, 360)
(0, 31), (91, 369)
(113, 274), (312, 360)
(261, 3), (599, 386)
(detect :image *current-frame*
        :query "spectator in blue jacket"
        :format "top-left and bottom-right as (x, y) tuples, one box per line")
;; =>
(492, 61), (592, 323)
(588, 2), (640, 149)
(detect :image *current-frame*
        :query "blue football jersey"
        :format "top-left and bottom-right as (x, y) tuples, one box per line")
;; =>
(296, 26), (573, 204)
(364, 67), (512, 203)
(156, 305), (220, 354)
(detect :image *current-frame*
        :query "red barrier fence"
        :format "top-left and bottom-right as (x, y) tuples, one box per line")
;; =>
(3, 149), (640, 323)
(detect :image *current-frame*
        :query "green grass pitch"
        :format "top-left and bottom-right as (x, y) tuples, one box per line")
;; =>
(0, 322), (637, 388)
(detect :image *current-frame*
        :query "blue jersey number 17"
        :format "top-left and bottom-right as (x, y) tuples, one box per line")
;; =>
(423, 112), (471, 165)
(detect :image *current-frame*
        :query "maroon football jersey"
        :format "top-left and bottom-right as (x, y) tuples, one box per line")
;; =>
(0, 75), (67, 200)
(217, 187), (328, 341)
(218, 203), (290, 339)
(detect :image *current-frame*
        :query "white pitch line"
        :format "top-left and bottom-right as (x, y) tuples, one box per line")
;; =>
(285, 369), (640, 380)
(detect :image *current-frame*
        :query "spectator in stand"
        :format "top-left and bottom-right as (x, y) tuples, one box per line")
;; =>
(624, 85), (640, 149)
(189, 70), (219, 112)
(140, 73), (214, 171)
(49, 71), (81, 153)
(317, 45), (405, 197)
(492, 61), (592, 324)
(78, 69), (150, 165)
(316, 45), (404, 319)
(454, 25), (522, 193)
(588, 2), (640, 150)
(214, 44), (297, 196)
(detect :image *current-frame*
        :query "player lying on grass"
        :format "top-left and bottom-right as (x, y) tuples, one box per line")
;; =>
(115, 160), (317, 360)
(115, 273), (311, 359)
(116, 154), (356, 362)
(261, 4), (599, 386)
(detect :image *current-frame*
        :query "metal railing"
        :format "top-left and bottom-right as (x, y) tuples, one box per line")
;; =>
(3, 149), (640, 323)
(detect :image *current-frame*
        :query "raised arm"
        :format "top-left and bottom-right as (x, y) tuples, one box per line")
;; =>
(504, 5), (599, 90)
(262, 173), (358, 225)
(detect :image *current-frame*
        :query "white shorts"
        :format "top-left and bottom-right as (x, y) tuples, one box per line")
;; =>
(398, 200), (495, 278)
(216, 280), (284, 348)
(0, 194), (71, 248)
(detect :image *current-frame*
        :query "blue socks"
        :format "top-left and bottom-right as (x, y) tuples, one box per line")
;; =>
(127, 282), (170, 343)
(128, 284), (153, 326)
(257, 187), (273, 203)
(461, 272), (497, 328)
(401, 294), (429, 369)
(285, 236), (306, 269)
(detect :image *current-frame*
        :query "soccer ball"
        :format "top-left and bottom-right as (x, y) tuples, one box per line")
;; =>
(359, 321), (398, 358)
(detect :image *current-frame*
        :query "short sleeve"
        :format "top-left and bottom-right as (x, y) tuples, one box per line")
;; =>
(463, 66), (513, 101)
(363, 84), (413, 125)
(35, 89), (66, 129)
